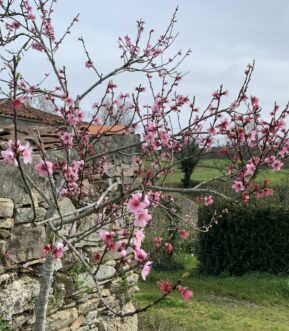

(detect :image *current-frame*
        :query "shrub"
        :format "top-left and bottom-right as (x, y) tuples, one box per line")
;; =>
(197, 204), (289, 275)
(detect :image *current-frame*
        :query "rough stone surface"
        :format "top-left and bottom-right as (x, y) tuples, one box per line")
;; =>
(0, 198), (14, 218)
(0, 229), (11, 239)
(15, 207), (46, 223)
(0, 277), (40, 320)
(0, 218), (14, 229)
(7, 224), (47, 263)
(46, 307), (78, 331)
(0, 136), (139, 331)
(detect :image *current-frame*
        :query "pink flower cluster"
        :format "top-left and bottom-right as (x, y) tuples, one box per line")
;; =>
(127, 192), (152, 228)
(1, 140), (32, 166)
(42, 241), (68, 259)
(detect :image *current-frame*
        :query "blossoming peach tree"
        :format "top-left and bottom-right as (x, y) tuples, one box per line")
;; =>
(1, 1), (289, 330)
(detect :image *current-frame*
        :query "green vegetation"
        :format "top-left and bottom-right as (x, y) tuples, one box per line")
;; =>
(135, 254), (289, 331)
(142, 158), (289, 330)
(0, 318), (11, 331)
(162, 158), (289, 187)
(175, 139), (200, 187)
(198, 205), (289, 275)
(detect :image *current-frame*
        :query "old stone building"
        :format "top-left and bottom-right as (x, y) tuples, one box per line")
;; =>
(0, 99), (139, 330)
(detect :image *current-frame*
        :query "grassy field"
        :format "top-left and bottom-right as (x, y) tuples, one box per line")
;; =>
(141, 159), (289, 330)
(162, 159), (289, 187)
(134, 254), (289, 331)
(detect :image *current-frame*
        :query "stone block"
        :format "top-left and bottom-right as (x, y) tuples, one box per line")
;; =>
(0, 277), (40, 320)
(0, 229), (11, 239)
(70, 315), (85, 331)
(7, 224), (47, 264)
(85, 309), (99, 325)
(46, 307), (78, 331)
(78, 298), (100, 314)
(0, 218), (14, 229)
(0, 198), (14, 218)
(15, 207), (46, 223)
(78, 327), (90, 331)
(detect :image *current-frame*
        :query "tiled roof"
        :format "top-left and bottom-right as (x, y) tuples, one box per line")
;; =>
(81, 124), (126, 135)
(0, 124), (62, 152)
(0, 98), (64, 125)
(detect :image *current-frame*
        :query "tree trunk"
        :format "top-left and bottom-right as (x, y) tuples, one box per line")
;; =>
(34, 254), (55, 331)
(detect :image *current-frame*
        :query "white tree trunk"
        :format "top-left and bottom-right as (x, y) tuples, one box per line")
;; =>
(34, 254), (54, 331)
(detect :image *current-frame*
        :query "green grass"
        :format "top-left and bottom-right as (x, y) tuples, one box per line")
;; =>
(134, 254), (289, 331)
(161, 158), (289, 187)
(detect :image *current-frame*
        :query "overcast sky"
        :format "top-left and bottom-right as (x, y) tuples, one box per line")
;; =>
(18, 0), (289, 124)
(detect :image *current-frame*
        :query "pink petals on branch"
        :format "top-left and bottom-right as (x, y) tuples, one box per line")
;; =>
(134, 209), (152, 227)
(134, 247), (148, 262)
(141, 261), (153, 280)
(179, 229), (190, 239)
(41, 241), (68, 259)
(232, 180), (245, 192)
(127, 192), (151, 228)
(34, 160), (53, 177)
(22, 143), (33, 164)
(157, 280), (172, 293)
(128, 192), (147, 213)
(204, 195), (213, 206)
(177, 286), (193, 301)
(1, 140), (33, 166)
(271, 159), (283, 172)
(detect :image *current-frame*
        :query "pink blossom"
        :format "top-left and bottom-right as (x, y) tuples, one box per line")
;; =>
(271, 159), (283, 172)
(120, 249), (127, 257)
(127, 193), (146, 212)
(179, 229), (190, 239)
(52, 241), (67, 259)
(245, 162), (255, 176)
(1, 149), (16, 166)
(232, 180), (245, 192)
(60, 132), (73, 147)
(141, 261), (153, 281)
(164, 242), (173, 253)
(251, 96), (259, 108)
(41, 243), (51, 256)
(157, 280), (172, 293)
(177, 286), (193, 301)
(134, 209), (152, 227)
(85, 60), (93, 68)
(242, 191), (250, 204)
(12, 96), (24, 109)
(34, 160), (53, 177)
(22, 143), (33, 164)
(153, 236), (162, 247)
(99, 230), (113, 244)
(204, 196), (213, 206)
(134, 247), (148, 262)
(92, 252), (101, 264)
(32, 42), (43, 51)
(134, 229), (145, 248)
(208, 126), (216, 135)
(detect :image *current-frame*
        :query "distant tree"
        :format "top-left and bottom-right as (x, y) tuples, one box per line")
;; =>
(98, 96), (134, 126)
(176, 139), (200, 187)
(26, 95), (55, 113)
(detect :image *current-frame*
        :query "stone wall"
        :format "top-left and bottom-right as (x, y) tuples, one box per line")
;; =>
(0, 134), (141, 331)
(0, 197), (138, 331)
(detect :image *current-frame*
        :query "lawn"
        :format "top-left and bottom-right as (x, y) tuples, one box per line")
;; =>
(142, 159), (289, 330)
(161, 158), (289, 187)
(134, 254), (289, 331)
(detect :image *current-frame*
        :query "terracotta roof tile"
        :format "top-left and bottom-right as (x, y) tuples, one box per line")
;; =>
(0, 98), (64, 125)
(81, 124), (126, 135)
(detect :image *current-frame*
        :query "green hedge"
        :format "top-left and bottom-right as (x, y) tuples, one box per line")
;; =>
(197, 205), (289, 275)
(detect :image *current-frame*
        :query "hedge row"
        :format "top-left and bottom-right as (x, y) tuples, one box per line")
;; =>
(197, 205), (289, 275)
